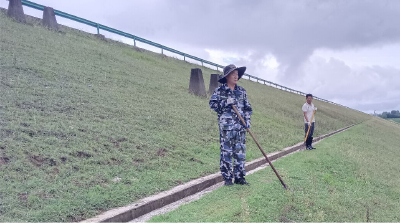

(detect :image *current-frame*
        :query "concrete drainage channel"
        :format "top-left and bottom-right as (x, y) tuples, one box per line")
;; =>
(81, 124), (356, 223)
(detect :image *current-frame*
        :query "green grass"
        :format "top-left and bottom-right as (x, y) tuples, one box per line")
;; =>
(387, 118), (400, 123)
(150, 118), (400, 222)
(0, 10), (371, 221)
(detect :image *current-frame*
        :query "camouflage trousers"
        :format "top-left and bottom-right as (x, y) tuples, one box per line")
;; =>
(219, 130), (246, 180)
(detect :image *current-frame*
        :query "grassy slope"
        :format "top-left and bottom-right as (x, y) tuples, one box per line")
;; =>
(0, 11), (370, 221)
(151, 118), (400, 222)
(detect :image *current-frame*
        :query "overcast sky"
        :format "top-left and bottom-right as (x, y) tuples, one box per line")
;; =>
(2, 0), (400, 114)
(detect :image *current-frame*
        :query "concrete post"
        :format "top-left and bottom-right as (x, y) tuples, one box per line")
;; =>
(208, 74), (219, 95)
(95, 34), (106, 40)
(7, 0), (26, 23)
(189, 68), (206, 97)
(42, 7), (59, 30)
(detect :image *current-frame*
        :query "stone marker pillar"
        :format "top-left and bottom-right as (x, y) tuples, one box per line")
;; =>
(189, 68), (206, 97)
(42, 7), (59, 30)
(7, 0), (26, 23)
(95, 34), (106, 40)
(208, 74), (220, 95)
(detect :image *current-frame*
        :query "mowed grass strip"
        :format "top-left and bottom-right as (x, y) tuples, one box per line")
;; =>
(150, 118), (400, 222)
(0, 10), (370, 221)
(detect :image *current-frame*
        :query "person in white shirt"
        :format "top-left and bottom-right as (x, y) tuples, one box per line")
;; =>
(302, 94), (317, 150)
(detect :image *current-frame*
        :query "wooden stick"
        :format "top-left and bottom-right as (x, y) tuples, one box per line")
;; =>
(232, 105), (287, 190)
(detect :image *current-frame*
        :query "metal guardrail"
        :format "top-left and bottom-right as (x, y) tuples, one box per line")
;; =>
(14, 0), (359, 111)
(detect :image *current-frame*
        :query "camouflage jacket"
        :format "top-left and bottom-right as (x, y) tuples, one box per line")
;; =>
(209, 84), (252, 131)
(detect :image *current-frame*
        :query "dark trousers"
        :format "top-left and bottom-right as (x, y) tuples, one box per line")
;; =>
(304, 122), (315, 146)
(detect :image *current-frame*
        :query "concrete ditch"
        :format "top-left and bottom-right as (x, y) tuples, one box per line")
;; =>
(81, 124), (356, 223)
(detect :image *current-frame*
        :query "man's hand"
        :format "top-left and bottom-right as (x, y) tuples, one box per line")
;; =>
(226, 98), (235, 106)
(314, 107), (317, 111)
(241, 122), (250, 129)
(307, 121), (311, 126)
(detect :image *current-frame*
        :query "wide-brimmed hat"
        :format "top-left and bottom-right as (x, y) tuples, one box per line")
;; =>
(218, 64), (246, 83)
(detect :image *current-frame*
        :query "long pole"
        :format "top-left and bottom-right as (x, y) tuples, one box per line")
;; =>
(232, 105), (287, 190)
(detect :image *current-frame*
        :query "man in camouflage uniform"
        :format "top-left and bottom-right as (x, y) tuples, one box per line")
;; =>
(209, 64), (252, 186)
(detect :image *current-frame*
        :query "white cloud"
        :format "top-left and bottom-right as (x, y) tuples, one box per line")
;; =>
(314, 43), (400, 69)
(295, 56), (400, 112)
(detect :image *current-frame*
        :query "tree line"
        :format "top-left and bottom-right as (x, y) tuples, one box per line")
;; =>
(377, 110), (400, 119)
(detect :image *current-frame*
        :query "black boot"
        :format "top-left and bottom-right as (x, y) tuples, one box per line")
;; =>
(234, 178), (250, 185)
(306, 137), (312, 150)
(224, 179), (233, 186)
(310, 137), (316, 149)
